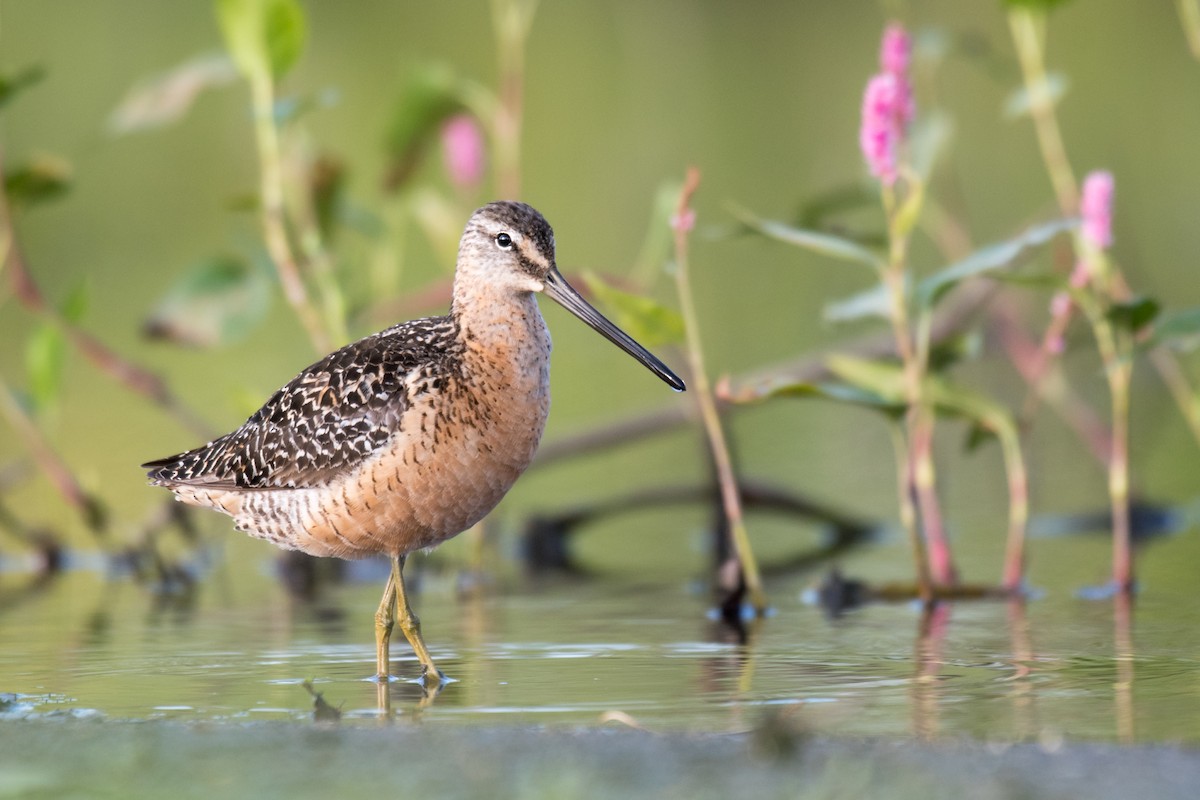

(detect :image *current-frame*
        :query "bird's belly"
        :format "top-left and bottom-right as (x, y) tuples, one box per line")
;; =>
(221, 379), (550, 559)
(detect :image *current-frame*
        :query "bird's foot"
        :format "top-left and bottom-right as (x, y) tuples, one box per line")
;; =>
(416, 666), (451, 688)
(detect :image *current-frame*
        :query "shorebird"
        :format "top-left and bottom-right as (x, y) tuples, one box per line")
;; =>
(142, 201), (685, 687)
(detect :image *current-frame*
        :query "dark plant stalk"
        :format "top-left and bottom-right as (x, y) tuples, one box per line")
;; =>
(670, 167), (766, 615)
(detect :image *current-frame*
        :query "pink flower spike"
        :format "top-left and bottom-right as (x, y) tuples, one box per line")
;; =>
(1080, 170), (1114, 250)
(440, 114), (486, 190)
(860, 73), (902, 185)
(671, 209), (696, 233)
(881, 23), (911, 76)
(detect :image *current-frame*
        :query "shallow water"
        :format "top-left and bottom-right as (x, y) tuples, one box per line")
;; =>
(2, 528), (1197, 743)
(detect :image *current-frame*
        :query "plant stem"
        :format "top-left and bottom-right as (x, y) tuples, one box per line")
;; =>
(671, 167), (766, 615)
(882, 187), (954, 586)
(1107, 360), (1133, 590)
(889, 420), (932, 602)
(1008, 8), (1078, 212)
(997, 425), (1030, 592)
(249, 73), (330, 354)
(490, 0), (536, 200)
(0, 372), (105, 534)
(1076, 288), (1134, 591)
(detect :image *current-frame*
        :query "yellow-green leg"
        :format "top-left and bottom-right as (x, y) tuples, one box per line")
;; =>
(374, 562), (398, 681)
(374, 554), (445, 686)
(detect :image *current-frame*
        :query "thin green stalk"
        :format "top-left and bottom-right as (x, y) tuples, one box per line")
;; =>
(249, 72), (330, 354)
(1008, 8), (1078, 212)
(1107, 361), (1133, 589)
(882, 186), (954, 586)
(671, 168), (766, 615)
(289, 142), (347, 345)
(1074, 288), (1134, 589)
(997, 425), (1030, 591)
(489, 0), (536, 200)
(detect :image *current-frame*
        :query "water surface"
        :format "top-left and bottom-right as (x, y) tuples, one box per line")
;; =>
(2, 528), (1197, 742)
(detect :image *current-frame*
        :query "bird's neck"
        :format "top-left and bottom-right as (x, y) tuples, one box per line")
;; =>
(451, 281), (551, 361)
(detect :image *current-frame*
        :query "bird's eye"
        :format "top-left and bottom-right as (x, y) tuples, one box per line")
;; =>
(495, 232), (514, 250)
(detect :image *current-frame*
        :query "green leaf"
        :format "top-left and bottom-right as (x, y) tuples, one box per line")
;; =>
(1148, 306), (1200, 351)
(108, 54), (239, 134)
(216, 0), (306, 82)
(1107, 296), (1160, 335)
(24, 322), (66, 415)
(22, 284), (86, 415)
(0, 65), (45, 111)
(1004, 72), (1068, 119)
(826, 355), (907, 404)
(927, 331), (983, 373)
(4, 154), (71, 210)
(727, 365), (904, 415)
(827, 354), (1020, 442)
(262, 0), (306, 78)
(916, 217), (1076, 310)
(383, 64), (472, 191)
(762, 378), (905, 416)
(143, 255), (272, 347)
(824, 281), (893, 324)
(582, 272), (684, 347)
(728, 205), (884, 270)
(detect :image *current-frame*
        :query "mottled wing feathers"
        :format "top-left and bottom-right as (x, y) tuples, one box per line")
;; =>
(142, 316), (460, 490)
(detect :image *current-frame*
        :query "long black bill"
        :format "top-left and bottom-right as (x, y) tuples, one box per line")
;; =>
(542, 269), (686, 392)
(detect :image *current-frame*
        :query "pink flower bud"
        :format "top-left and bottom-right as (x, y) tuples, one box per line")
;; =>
(860, 24), (916, 186)
(671, 209), (696, 233)
(1080, 170), (1114, 250)
(440, 114), (485, 190)
(881, 23), (911, 77)
(860, 73), (903, 185)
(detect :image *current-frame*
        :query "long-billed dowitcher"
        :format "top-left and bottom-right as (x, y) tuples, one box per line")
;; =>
(142, 201), (685, 686)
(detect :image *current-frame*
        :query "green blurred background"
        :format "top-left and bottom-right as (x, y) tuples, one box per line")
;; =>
(1, 0), (1198, 585)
